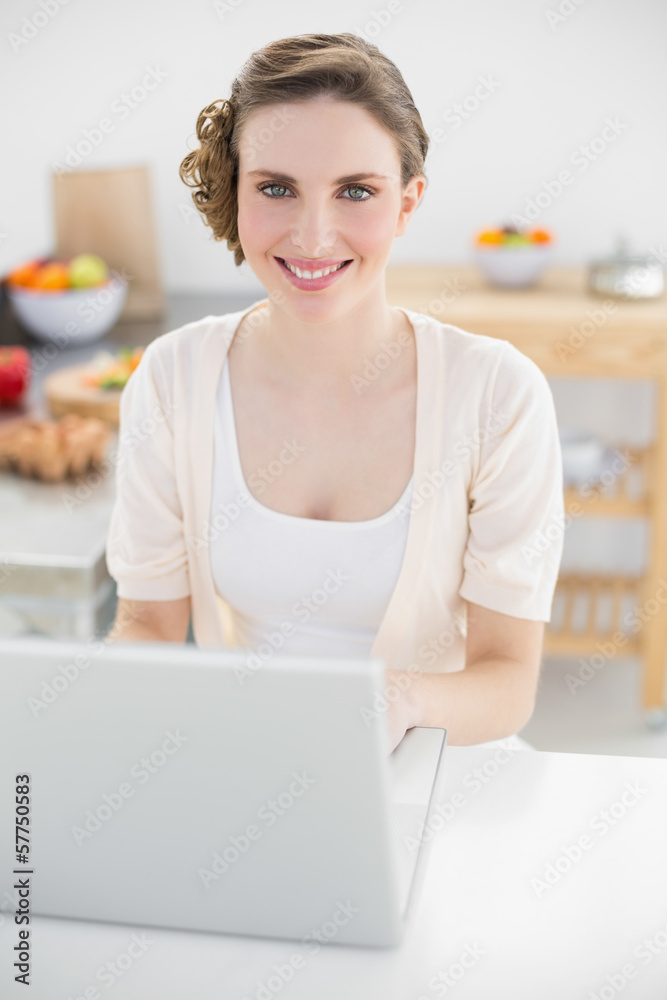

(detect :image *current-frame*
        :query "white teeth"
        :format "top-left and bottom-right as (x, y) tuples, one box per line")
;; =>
(282, 260), (346, 279)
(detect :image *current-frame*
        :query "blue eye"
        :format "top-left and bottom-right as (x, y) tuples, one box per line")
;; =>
(257, 183), (374, 201)
(259, 183), (290, 198)
(341, 185), (372, 201)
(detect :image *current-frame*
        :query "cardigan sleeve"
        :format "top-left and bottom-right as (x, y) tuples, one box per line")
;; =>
(105, 342), (191, 601)
(458, 341), (564, 621)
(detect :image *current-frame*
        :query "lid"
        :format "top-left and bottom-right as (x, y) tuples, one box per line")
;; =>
(590, 235), (662, 270)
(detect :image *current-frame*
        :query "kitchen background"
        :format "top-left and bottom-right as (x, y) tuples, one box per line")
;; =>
(0, 0), (666, 756)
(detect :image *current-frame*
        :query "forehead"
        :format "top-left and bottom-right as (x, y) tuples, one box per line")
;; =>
(238, 98), (401, 176)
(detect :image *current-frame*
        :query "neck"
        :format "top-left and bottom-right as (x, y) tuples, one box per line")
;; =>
(247, 280), (410, 397)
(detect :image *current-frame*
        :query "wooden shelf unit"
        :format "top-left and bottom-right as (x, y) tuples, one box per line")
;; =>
(562, 444), (652, 517)
(386, 264), (667, 714)
(548, 442), (652, 658)
(544, 573), (642, 657)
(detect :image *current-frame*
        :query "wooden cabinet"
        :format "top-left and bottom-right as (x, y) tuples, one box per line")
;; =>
(385, 264), (667, 721)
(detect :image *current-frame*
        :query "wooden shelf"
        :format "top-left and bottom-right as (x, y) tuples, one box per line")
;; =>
(385, 264), (667, 710)
(562, 445), (653, 518)
(544, 573), (642, 656)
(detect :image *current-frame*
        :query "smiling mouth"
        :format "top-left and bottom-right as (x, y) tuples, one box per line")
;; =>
(275, 257), (353, 280)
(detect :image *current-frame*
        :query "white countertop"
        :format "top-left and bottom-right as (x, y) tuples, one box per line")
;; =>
(1, 745), (666, 1000)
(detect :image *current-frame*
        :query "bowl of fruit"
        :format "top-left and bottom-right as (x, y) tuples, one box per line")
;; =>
(473, 226), (553, 288)
(5, 253), (128, 345)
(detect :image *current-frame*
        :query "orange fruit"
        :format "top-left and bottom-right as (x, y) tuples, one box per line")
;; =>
(128, 349), (143, 372)
(529, 229), (552, 243)
(31, 262), (70, 291)
(7, 260), (42, 288)
(476, 230), (504, 245)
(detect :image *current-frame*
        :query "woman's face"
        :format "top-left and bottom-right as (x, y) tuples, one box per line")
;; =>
(236, 97), (424, 321)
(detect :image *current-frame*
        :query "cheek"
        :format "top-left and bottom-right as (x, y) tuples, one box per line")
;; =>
(237, 198), (281, 251)
(347, 209), (396, 255)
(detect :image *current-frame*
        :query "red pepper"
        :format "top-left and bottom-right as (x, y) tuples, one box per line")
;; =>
(0, 346), (31, 406)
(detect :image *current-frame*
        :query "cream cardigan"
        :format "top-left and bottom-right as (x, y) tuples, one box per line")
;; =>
(106, 298), (564, 674)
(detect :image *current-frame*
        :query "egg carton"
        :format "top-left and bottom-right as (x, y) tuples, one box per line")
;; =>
(0, 413), (110, 482)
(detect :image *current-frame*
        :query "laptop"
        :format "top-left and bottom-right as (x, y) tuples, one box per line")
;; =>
(0, 634), (447, 948)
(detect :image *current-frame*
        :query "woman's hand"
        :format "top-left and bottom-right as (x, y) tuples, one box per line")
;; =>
(384, 669), (422, 753)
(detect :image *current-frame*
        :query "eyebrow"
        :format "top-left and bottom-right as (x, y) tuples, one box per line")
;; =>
(246, 170), (391, 185)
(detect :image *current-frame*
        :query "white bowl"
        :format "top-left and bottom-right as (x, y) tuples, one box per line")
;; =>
(559, 428), (606, 485)
(473, 245), (552, 288)
(7, 274), (128, 346)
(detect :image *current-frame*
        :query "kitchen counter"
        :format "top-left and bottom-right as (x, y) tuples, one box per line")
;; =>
(0, 291), (259, 638)
(0, 290), (258, 409)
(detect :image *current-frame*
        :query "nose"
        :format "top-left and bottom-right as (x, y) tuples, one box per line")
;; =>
(289, 195), (338, 259)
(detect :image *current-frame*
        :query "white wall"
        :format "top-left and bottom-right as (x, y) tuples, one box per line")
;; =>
(1, 0), (665, 294)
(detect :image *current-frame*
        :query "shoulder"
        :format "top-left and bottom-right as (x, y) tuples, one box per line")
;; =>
(119, 309), (247, 417)
(404, 307), (549, 396)
(404, 307), (507, 366)
(139, 311), (239, 370)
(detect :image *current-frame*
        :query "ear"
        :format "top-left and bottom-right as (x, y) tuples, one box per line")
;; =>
(395, 174), (426, 237)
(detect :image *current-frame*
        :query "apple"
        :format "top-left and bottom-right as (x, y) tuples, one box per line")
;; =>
(503, 233), (532, 246)
(68, 253), (109, 288)
(0, 346), (31, 406)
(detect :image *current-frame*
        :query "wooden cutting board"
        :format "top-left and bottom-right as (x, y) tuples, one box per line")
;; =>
(43, 362), (122, 426)
(53, 165), (165, 320)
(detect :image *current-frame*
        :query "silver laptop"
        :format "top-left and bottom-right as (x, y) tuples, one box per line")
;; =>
(0, 635), (447, 948)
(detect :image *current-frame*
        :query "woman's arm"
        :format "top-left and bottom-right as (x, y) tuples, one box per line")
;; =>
(386, 601), (544, 749)
(106, 596), (192, 644)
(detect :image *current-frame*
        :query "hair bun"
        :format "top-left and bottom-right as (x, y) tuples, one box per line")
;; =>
(196, 98), (234, 144)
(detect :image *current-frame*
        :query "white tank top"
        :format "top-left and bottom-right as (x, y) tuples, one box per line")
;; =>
(209, 357), (413, 658)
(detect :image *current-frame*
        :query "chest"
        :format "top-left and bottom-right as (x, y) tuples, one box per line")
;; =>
(224, 360), (417, 522)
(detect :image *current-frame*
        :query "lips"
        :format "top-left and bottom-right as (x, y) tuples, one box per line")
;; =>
(278, 256), (351, 270)
(276, 257), (352, 275)
(274, 256), (353, 289)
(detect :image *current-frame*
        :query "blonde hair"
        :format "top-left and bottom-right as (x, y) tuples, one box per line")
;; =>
(178, 32), (429, 266)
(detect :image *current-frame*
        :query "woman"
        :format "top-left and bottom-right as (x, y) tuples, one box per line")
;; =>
(106, 32), (564, 752)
